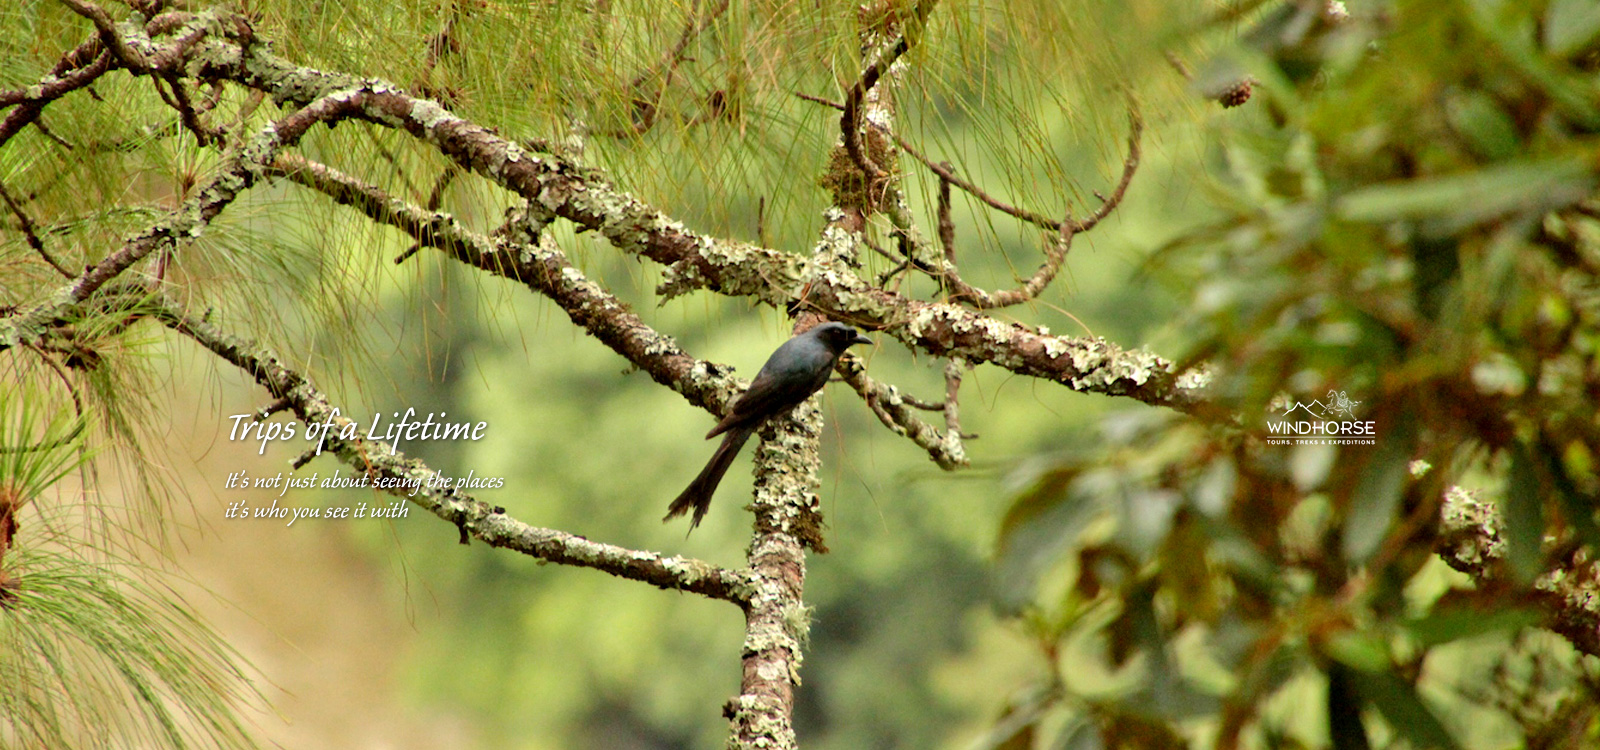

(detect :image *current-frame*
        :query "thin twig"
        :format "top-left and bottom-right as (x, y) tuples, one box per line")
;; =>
(0, 181), (73, 278)
(263, 153), (747, 425)
(0, 343), (88, 455)
(942, 358), (968, 440)
(396, 164), (462, 263)
(160, 73), (224, 145)
(941, 216), (1076, 310)
(30, 119), (77, 149)
(936, 166), (956, 265)
(803, 93), (1144, 235)
(0, 47), (112, 149)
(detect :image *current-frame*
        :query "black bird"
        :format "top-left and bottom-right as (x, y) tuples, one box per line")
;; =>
(665, 321), (873, 528)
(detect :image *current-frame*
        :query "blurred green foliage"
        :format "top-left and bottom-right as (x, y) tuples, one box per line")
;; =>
(992, 0), (1600, 747)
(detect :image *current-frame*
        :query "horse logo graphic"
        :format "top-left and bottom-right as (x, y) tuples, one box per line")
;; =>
(1326, 390), (1360, 419)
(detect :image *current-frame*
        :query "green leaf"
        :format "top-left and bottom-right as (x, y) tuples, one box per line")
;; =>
(1502, 441), (1547, 584)
(1118, 487), (1182, 561)
(1051, 720), (1104, 750)
(1467, 1), (1600, 126)
(1335, 158), (1593, 225)
(1342, 415), (1417, 563)
(969, 687), (1050, 750)
(1324, 631), (1390, 673)
(1445, 92), (1521, 161)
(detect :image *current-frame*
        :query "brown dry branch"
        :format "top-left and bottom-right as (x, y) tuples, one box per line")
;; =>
(838, 1), (934, 187)
(0, 44), (112, 149)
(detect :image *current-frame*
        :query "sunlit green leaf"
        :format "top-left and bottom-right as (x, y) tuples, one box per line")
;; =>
(1325, 631), (1390, 673)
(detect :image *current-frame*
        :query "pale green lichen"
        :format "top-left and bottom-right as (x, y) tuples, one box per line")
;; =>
(1176, 366), (1214, 390)
(407, 97), (455, 131)
(1439, 484), (1503, 567)
(1068, 340), (1162, 390)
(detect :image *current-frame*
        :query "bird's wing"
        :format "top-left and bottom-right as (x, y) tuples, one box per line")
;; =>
(706, 371), (797, 438)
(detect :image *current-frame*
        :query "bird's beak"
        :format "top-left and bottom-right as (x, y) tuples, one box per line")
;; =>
(852, 333), (872, 346)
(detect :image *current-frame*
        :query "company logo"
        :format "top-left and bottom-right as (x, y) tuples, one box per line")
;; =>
(1266, 390), (1375, 445)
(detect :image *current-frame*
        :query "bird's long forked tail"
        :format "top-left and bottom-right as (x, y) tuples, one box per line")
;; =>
(664, 427), (754, 529)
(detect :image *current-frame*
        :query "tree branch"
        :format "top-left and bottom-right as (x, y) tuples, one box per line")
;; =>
(0, 180), (72, 278)
(802, 92), (1144, 235)
(0, 74), (368, 353)
(834, 352), (968, 469)
(0, 44), (112, 150)
(57, 0), (149, 71)
(0, 13), (1204, 419)
(838, 1), (934, 185)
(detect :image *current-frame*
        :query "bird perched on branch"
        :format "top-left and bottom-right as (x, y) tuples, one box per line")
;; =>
(665, 321), (873, 529)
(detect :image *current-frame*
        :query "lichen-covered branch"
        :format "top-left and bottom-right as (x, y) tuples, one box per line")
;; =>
(799, 220), (1208, 411)
(83, 10), (1199, 414)
(2, 4), (1205, 414)
(838, 0), (934, 186)
(726, 393), (828, 747)
(0, 39), (111, 149)
(802, 93), (1144, 238)
(834, 352), (968, 469)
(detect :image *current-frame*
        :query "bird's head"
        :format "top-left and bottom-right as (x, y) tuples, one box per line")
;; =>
(812, 321), (873, 353)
